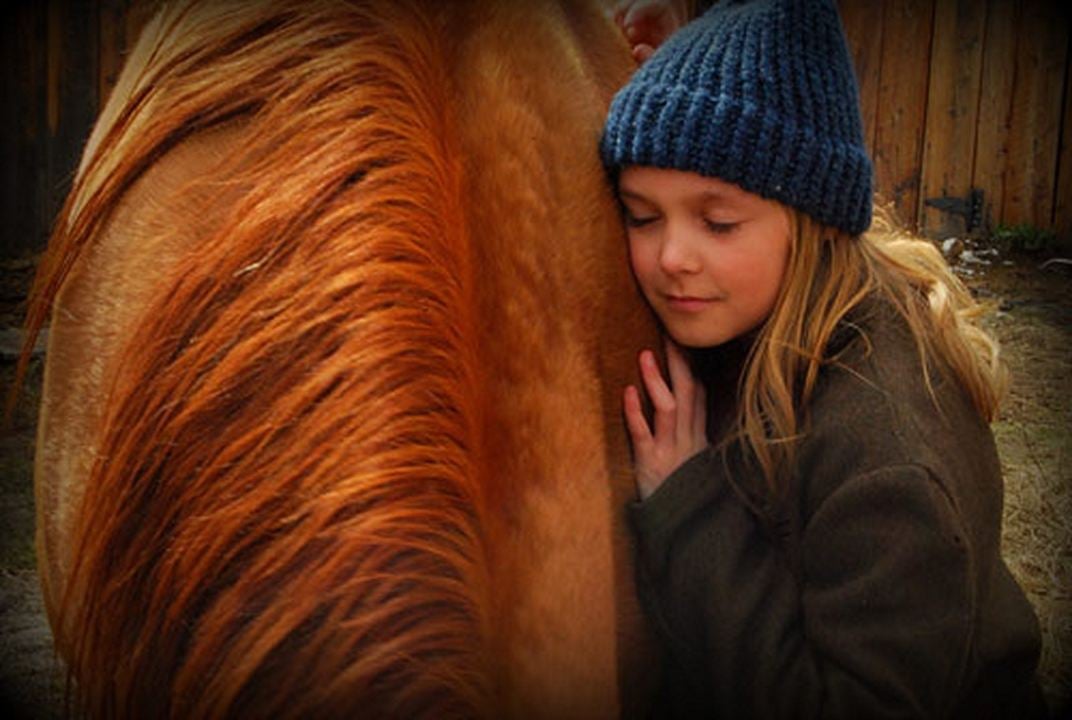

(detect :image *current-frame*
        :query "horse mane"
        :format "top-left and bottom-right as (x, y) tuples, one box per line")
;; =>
(27, 1), (493, 716)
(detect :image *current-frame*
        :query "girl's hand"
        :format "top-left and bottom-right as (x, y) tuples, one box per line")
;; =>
(612, 0), (693, 63)
(624, 339), (708, 500)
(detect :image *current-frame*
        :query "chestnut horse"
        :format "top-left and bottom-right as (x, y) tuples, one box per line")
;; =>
(21, 0), (660, 717)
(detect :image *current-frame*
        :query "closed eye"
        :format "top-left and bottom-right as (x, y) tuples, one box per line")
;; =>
(704, 219), (738, 234)
(624, 211), (659, 228)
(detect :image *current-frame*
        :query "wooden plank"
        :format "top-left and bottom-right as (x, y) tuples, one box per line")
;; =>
(917, 0), (986, 239)
(972, 0), (1017, 237)
(45, 0), (99, 244)
(837, 0), (885, 155)
(872, 0), (935, 230)
(1001, 0), (1068, 230)
(46, 1), (62, 137)
(1, 4), (49, 258)
(1055, 34), (1072, 249)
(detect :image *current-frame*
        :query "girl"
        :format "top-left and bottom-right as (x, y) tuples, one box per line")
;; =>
(600, 0), (1045, 717)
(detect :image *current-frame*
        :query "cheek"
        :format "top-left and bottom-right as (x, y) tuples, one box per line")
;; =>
(761, 259), (788, 311)
(730, 240), (788, 311)
(756, 237), (791, 308)
(627, 237), (655, 284)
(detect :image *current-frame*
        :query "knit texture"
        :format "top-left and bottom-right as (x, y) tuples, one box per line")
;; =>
(601, 0), (873, 235)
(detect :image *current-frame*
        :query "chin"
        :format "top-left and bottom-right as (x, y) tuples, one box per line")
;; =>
(665, 326), (732, 349)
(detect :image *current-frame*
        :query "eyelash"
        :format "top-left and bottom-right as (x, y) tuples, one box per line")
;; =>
(704, 220), (738, 234)
(622, 211), (739, 234)
(624, 213), (657, 228)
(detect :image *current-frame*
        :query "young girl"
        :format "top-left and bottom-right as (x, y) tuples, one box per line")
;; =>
(601, 0), (1045, 717)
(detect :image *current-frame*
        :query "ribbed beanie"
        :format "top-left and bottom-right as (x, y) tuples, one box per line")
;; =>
(601, 0), (873, 236)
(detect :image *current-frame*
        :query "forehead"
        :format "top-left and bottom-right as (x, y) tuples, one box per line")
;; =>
(617, 166), (758, 206)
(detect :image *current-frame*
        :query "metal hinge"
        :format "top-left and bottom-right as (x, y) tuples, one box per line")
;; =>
(924, 188), (985, 234)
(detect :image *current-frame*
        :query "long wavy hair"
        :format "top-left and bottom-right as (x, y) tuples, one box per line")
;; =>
(729, 204), (1007, 493)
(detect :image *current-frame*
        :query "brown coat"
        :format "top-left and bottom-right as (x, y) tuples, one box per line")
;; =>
(627, 301), (1044, 719)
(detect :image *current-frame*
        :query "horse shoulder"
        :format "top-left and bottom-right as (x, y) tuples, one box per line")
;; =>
(36, 121), (249, 615)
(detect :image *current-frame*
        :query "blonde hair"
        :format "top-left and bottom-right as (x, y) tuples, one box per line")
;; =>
(730, 204), (1007, 494)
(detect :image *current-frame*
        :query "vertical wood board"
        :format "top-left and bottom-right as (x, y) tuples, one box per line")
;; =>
(838, 0), (885, 155)
(918, 0), (986, 239)
(972, 0), (1018, 235)
(872, 0), (935, 229)
(44, 0), (99, 246)
(1054, 36), (1072, 246)
(1, 4), (49, 257)
(1002, 0), (1068, 228)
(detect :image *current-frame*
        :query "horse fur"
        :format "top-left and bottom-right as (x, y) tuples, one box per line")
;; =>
(23, 1), (659, 717)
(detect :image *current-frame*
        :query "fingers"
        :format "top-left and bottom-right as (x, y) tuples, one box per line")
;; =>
(632, 43), (655, 63)
(671, 339), (707, 444)
(625, 343), (710, 501)
(660, 336), (694, 422)
(614, 0), (677, 63)
(625, 382), (663, 501)
(623, 384), (653, 451)
(639, 349), (676, 442)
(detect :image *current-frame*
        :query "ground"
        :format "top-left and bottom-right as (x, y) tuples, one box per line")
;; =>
(0, 249), (1069, 717)
(970, 255), (1072, 712)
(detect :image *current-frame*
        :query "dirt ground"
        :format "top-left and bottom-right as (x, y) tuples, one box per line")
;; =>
(968, 256), (1072, 714)
(0, 250), (1069, 717)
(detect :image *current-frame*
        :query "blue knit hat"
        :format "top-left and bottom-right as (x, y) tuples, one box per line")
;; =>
(601, 0), (873, 236)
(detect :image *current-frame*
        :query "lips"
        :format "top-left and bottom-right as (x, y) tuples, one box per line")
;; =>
(663, 293), (719, 313)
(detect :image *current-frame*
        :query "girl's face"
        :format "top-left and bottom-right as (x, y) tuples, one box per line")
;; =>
(619, 166), (792, 348)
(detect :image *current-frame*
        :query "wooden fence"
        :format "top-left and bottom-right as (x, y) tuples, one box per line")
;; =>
(842, 0), (1070, 244)
(3, 0), (1071, 259)
(2, 0), (158, 259)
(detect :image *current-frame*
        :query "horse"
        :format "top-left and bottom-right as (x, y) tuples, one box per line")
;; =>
(19, 0), (661, 716)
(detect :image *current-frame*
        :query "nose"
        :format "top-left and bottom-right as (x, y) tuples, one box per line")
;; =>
(658, 221), (701, 275)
